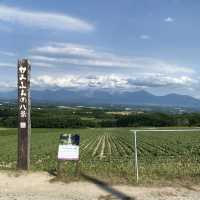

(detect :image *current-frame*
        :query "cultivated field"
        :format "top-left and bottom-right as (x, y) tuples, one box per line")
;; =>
(1, 127), (200, 184)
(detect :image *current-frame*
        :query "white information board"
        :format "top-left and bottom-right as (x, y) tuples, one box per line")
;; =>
(58, 144), (79, 160)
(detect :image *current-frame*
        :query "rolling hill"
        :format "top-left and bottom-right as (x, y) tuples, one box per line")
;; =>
(0, 89), (200, 108)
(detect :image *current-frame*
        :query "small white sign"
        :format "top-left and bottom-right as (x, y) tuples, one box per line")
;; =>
(58, 144), (79, 160)
(20, 122), (26, 129)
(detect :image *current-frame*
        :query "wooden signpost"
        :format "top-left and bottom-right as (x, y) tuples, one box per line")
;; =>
(17, 59), (31, 170)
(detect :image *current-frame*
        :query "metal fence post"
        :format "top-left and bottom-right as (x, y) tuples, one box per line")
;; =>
(134, 131), (139, 183)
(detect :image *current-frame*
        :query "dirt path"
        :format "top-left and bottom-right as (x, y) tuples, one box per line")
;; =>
(0, 171), (200, 200)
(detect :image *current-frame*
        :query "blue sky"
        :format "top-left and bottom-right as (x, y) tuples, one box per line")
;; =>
(0, 0), (200, 97)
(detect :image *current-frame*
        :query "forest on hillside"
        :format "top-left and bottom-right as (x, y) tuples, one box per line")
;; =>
(0, 105), (200, 128)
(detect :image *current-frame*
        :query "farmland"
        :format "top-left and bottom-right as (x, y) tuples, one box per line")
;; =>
(1, 127), (200, 184)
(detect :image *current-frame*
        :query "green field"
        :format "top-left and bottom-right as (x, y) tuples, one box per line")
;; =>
(1, 127), (200, 184)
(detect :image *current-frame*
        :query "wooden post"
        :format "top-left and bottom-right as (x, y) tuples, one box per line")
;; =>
(57, 160), (61, 177)
(75, 160), (80, 177)
(17, 59), (31, 170)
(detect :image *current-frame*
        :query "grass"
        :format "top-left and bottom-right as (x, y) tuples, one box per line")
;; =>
(0, 127), (200, 185)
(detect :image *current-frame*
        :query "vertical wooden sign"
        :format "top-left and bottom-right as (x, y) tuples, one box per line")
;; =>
(17, 59), (31, 170)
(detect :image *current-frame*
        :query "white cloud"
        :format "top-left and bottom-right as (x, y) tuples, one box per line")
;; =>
(32, 43), (95, 57)
(0, 5), (94, 32)
(129, 74), (196, 88)
(32, 62), (55, 68)
(31, 74), (137, 90)
(0, 51), (15, 57)
(0, 72), (197, 93)
(31, 74), (197, 91)
(140, 35), (151, 40)
(0, 62), (15, 67)
(30, 43), (196, 94)
(0, 81), (16, 91)
(30, 42), (194, 75)
(164, 17), (175, 22)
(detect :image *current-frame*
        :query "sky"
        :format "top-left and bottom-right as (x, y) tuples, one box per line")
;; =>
(0, 0), (200, 98)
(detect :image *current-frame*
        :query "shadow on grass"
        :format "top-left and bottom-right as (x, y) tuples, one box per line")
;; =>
(48, 168), (57, 176)
(81, 173), (135, 200)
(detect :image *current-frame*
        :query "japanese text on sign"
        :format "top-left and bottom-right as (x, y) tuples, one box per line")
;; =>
(18, 60), (30, 129)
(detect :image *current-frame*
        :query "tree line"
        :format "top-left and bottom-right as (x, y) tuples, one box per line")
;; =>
(0, 106), (200, 128)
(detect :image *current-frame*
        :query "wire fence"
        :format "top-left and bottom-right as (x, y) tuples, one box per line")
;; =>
(78, 129), (200, 183)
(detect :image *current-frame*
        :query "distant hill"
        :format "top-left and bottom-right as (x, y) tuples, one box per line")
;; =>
(0, 89), (200, 108)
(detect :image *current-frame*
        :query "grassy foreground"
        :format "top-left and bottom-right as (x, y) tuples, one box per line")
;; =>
(0, 127), (200, 184)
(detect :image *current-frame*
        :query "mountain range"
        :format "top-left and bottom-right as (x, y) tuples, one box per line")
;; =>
(1, 89), (200, 108)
